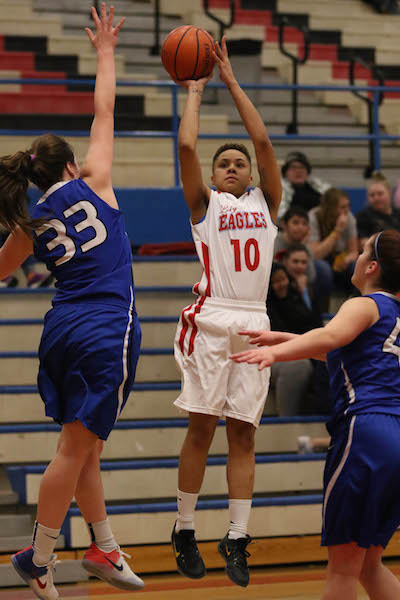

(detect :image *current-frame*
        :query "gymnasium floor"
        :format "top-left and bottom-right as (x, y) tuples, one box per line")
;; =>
(3, 562), (400, 599)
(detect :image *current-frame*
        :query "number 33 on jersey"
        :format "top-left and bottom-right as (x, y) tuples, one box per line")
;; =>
(191, 188), (278, 302)
(32, 179), (134, 307)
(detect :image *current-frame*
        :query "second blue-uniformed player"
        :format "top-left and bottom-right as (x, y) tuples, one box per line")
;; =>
(0, 4), (145, 598)
(231, 229), (400, 599)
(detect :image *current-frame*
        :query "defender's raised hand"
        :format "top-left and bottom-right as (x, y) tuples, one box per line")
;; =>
(85, 3), (125, 49)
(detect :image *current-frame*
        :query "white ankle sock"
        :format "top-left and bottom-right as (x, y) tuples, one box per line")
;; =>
(228, 499), (252, 540)
(88, 518), (119, 553)
(32, 521), (60, 566)
(176, 489), (199, 532)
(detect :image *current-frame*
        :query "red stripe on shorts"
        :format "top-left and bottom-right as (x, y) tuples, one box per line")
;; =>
(178, 303), (194, 354)
(188, 295), (206, 356)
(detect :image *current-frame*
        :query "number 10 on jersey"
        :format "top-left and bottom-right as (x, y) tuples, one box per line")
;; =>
(231, 238), (260, 272)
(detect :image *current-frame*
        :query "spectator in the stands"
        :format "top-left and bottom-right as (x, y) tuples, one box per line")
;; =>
(266, 262), (330, 416)
(309, 188), (358, 308)
(0, 227), (53, 288)
(362, 0), (400, 13)
(274, 206), (316, 283)
(281, 243), (318, 313)
(278, 151), (331, 220)
(357, 172), (400, 250)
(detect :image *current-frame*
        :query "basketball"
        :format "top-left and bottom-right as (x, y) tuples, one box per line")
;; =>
(161, 25), (215, 81)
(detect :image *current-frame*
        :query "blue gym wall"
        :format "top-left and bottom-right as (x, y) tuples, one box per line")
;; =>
(29, 187), (366, 246)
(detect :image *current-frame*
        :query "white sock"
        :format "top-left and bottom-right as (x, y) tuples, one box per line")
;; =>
(32, 521), (60, 566)
(88, 518), (119, 553)
(228, 499), (252, 540)
(176, 489), (199, 532)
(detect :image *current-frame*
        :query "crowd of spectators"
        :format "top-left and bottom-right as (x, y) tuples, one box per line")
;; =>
(266, 152), (400, 417)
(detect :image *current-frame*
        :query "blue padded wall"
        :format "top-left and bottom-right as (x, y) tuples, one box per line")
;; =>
(29, 186), (366, 246)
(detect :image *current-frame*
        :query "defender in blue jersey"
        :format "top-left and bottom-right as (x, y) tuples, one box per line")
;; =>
(0, 5), (144, 598)
(231, 229), (400, 599)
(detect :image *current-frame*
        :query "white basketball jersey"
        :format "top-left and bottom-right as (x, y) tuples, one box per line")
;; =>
(191, 187), (277, 302)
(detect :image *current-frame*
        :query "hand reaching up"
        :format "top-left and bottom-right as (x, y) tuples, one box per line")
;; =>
(213, 35), (237, 88)
(85, 3), (125, 50)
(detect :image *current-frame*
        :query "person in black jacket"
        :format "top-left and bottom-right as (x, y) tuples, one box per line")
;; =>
(266, 262), (330, 415)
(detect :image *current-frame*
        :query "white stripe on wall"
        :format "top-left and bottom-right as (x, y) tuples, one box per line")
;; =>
(322, 415), (356, 530)
(116, 287), (134, 420)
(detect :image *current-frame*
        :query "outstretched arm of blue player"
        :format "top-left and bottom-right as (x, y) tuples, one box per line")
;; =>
(81, 3), (125, 209)
(0, 228), (33, 280)
(231, 297), (379, 370)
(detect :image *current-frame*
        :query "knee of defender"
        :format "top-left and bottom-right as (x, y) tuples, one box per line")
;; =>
(57, 437), (99, 463)
(359, 559), (382, 584)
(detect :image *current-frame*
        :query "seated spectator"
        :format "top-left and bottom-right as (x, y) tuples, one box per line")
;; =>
(0, 226), (53, 288)
(274, 206), (316, 283)
(357, 172), (400, 250)
(281, 243), (318, 312)
(362, 0), (400, 13)
(308, 188), (358, 307)
(278, 151), (331, 220)
(266, 262), (330, 416)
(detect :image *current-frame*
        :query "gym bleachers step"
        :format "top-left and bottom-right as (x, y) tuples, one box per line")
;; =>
(0, 287), (195, 318)
(0, 417), (328, 463)
(0, 92), (144, 115)
(33, 0), (154, 16)
(0, 514), (32, 538)
(0, 316), (179, 351)
(65, 494), (324, 548)
(0, 467), (18, 505)
(8, 453), (325, 505)
(0, 348), (179, 385)
(0, 559), (86, 588)
(0, 112), (172, 131)
(0, 534), (64, 553)
(0, 382), (181, 422)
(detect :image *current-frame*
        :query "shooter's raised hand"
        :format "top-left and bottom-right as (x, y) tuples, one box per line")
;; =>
(213, 35), (236, 88)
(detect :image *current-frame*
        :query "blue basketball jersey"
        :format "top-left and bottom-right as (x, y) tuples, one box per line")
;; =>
(327, 292), (400, 426)
(32, 179), (133, 308)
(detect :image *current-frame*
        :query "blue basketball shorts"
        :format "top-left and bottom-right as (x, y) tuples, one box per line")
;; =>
(322, 413), (400, 549)
(38, 301), (141, 440)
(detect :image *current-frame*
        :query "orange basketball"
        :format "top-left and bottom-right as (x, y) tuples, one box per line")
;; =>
(161, 25), (215, 81)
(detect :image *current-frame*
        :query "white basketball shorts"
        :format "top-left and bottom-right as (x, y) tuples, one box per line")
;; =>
(174, 296), (271, 427)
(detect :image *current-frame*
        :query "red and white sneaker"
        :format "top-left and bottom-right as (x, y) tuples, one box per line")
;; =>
(82, 543), (144, 591)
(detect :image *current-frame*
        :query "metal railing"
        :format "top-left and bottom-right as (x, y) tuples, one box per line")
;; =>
(278, 16), (310, 135)
(0, 77), (397, 187)
(349, 56), (385, 178)
(203, 0), (235, 40)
